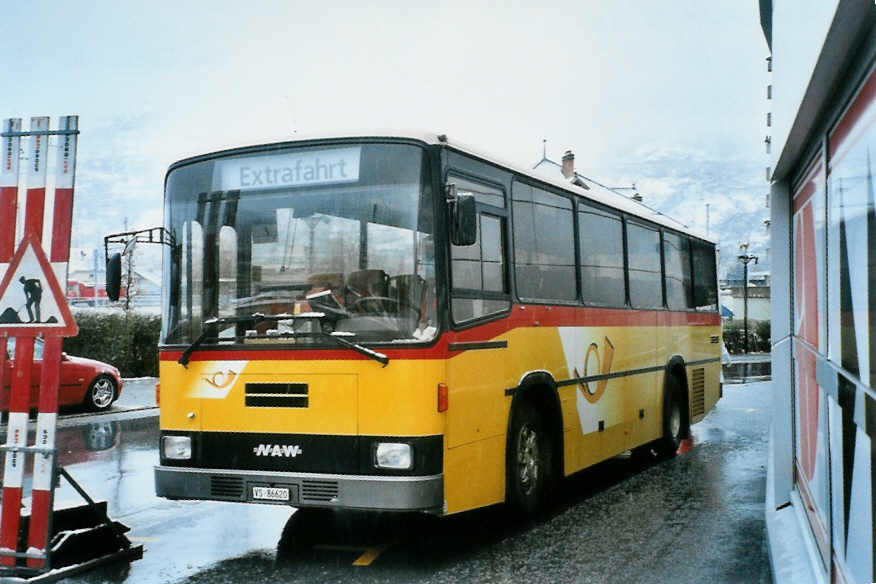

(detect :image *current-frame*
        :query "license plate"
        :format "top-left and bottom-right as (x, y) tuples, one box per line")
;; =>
(252, 486), (290, 501)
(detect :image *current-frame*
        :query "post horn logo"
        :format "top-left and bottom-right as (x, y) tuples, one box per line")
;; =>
(203, 369), (238, 390)
(574, 336), (615, 403)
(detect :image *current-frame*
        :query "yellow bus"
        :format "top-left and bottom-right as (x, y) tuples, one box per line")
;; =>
(148, 133), (721, 517)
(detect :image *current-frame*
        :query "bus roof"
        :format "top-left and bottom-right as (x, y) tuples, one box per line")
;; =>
(170, 130), (715, 244)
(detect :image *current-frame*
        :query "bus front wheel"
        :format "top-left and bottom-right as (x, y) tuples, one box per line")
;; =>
(507, 404), (552, 517)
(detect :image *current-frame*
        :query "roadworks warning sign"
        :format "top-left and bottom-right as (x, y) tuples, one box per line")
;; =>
(0, 233), (77, 337)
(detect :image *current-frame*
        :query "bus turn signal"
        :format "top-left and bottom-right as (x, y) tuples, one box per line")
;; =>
(438, 383), (448, 412)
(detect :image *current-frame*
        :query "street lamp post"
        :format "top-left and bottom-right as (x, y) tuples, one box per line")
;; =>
(737, 244), (758, 354)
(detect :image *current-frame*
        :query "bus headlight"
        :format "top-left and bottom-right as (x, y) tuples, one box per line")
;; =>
(374, 442), (412, 470)
(163, 436), (192, 460)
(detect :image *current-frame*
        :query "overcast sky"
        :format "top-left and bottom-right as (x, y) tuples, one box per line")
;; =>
(0, 1), (769, 255)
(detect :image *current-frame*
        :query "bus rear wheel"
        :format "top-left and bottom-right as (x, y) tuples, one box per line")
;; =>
(657, 380), (685, 458)
(507, 404), (552, 517)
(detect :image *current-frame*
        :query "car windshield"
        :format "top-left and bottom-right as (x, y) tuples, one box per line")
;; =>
(161, 142), (437, 346)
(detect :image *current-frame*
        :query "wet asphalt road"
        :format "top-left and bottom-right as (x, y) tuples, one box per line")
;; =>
(18, 379), (770, 584)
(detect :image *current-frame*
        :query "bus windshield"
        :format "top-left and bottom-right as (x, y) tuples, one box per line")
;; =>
(161, 142), (437, 346)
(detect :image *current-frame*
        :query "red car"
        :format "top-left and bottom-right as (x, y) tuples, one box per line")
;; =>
(1, 337), (123, 412)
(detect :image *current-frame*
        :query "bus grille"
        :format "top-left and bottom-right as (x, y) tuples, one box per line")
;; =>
(245, 383), (309, 408)
(211, 475), (244, 500)
(301, 479), (339, 502)
(691, 368), (705, 417)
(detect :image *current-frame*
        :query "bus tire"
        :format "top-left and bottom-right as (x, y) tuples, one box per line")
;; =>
(507, 402), (552, 517)
(657, 378), (685, 458)
(277, 508), (334, 557)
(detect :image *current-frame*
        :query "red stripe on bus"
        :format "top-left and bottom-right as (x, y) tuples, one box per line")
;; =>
(159, 306), (720, 362)
(0, 186), (17, 262)
(24, 187), (45, 239)
(50, 188), (74, 262)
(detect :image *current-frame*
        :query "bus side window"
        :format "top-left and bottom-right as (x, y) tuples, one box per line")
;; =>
(626, 222), (663, 309)
(450, 177), (509, 324)
(663, 231), (693, 310)
(691, 240), (718, 312)
(513, 183), (576, 302)
(578, 203), (625, 307)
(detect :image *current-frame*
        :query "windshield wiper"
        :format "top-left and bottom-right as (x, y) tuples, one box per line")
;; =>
(176, 312), (389, 367)
(313, 331), (389, 367)
(177, 312), (326, 367)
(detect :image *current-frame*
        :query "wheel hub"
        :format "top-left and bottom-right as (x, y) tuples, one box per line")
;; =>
(92, 379), (114, 408)
(517, 424), (539, 494)
(670, 402), (681, 439)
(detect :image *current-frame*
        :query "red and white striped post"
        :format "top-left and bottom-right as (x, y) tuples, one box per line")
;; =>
(0, 336), (33, 566)
(0, 115), (79, 569)
(23, 117), (48, 242)
(26, 116), (78, 567)
(0, 119), (20, 270)
(0, 118), (21, 404)
(0, 117), (24, 567)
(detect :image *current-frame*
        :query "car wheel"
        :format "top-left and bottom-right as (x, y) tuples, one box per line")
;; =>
(85, 375), (117, 412)
(507, 403), (552, 517)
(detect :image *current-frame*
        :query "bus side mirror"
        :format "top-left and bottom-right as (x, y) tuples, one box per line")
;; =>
(106, 252), (122, 302)
(450, 188), (477, 247)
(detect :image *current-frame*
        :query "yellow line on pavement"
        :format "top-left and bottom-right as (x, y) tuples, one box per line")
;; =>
(352, 545), (389, 566)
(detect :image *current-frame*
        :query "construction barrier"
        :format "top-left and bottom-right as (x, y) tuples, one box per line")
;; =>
(0, 116), (142, 581)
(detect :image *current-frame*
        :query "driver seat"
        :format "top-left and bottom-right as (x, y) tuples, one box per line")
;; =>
(345, 269), (389, 303)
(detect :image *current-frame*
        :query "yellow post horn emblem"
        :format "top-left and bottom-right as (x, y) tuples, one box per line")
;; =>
(575, 336), (615, 403)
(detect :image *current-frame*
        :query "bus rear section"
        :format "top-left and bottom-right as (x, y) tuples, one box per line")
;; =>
(155, 354), (447, 513)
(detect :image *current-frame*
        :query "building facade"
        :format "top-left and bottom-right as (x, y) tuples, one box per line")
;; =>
(761, 2), (876, 582)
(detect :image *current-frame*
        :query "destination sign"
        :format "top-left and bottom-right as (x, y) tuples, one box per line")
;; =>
(217, 146), (361, 191)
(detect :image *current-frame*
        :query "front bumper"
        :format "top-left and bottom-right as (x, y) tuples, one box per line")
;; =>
(155, 465), (444, 514)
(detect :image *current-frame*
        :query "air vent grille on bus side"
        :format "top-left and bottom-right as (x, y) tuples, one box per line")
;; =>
(301, 480), (339, 502)
(211, 475), (244, 500)
(691, 368), (705, 417)
(245, 383), (308, 408)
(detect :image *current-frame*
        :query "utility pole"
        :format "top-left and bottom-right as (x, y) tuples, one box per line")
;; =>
(737, 243), (758, 354)
(92, 248), (99, 306)
(706, 203), (710, 238)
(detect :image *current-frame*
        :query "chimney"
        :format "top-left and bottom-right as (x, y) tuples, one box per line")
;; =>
(561, 150), (575, 179)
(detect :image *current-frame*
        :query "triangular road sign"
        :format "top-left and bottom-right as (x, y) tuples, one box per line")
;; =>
(0, 233), (78, 337)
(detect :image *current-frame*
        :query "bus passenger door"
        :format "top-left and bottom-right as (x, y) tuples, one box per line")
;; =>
(444, 174), (512, 513)
(625, 221), (662, 450)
